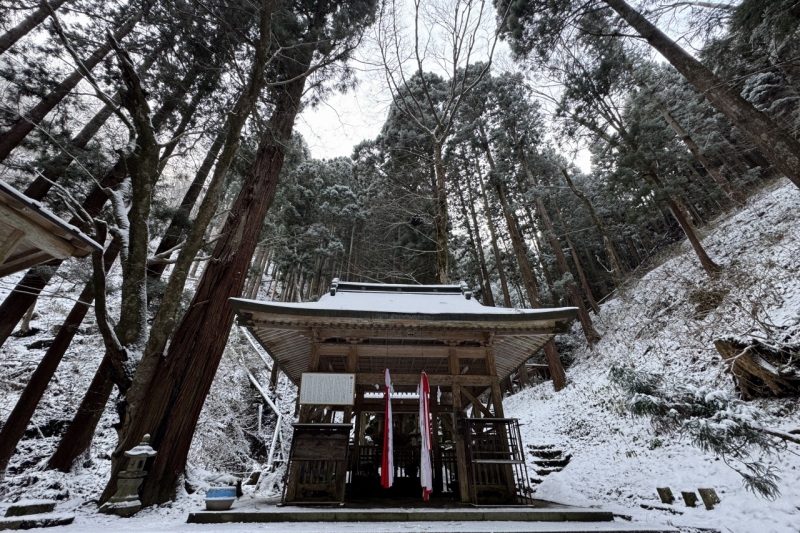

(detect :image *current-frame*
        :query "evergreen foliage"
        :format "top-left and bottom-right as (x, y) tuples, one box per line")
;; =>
(610, 364), (782, 500)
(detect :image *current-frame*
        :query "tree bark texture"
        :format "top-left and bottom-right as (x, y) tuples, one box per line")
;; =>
(604, 0), (800, 190)
(132, 0), (278, 429)
(101, 54), (311, 506)
(0, 0), (74, 55)
(0, 2), (152, 163)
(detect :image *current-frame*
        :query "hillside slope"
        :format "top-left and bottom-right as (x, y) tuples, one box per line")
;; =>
(505, 179), (800, 533)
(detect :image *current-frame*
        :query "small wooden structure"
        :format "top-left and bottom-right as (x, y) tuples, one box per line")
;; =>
(0, 180), (101, 277)
(231, 280), (577, 505)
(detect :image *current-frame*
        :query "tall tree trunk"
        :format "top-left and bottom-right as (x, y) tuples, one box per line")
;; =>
(47, 357), (114, 471)
(521, 162), (600, 346)
(651, 98), (744, 204)
(464, 177), (495, 306)
(553, 196), (601, 314)
(479, 138), (567, 388)
(432, 143), (450, 283)
(0, 0), (74, 55)
(604, 0), (800, 190)
(455, 173), (494, 306)
(647, 170), (721, 276)
(476, 167), (512, 307)
(0, 2), (152, 162)
(146, 119), (226, 281)
(101, 46), (311, 507)
(522, 205), (559, 305)
(131, 0), (278, 430)
(0, 241), (120, 475)
(560, 168), (625, 288)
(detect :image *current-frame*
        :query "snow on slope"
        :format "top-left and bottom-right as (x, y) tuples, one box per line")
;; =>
(505, 179), (800, 533)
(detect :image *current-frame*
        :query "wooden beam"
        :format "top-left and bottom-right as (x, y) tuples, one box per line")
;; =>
(247, 322), (565, 337)
(0, 205), (77, 259)
(355, 373), (492, 387)
(0, 249), (52, 278)
(460, 387), (492, 418)
(0, 228), (24, 263)
(317, 344), (487, 358)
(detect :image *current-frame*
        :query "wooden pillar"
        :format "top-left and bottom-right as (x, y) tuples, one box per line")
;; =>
(484, 336), (505, 418)
(485, 336), (516, 498)
(343, 341), (359, 422)
(431, 391), (444, 494)
(449, 346), (470, 503)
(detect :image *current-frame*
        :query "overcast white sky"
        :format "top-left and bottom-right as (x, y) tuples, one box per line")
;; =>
(292, 0), (591, 172)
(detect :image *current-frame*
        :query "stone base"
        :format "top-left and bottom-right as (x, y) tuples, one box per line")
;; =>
(99, 500), (142, 517)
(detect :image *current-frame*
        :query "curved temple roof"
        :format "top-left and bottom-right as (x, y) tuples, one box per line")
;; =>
(230, 280), (578, 387)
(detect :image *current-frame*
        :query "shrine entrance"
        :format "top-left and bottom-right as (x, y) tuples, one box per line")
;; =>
(230, 280), (577, 506)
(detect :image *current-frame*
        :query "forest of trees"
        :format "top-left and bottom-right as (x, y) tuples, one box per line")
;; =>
(0, 0), (798, 507)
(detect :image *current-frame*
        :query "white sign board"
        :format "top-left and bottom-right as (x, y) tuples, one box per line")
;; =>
(299, 373), (355, 406)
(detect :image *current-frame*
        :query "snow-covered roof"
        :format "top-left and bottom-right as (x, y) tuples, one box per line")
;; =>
(230, 280), (578, 387)
(231, 279), (576, 321)
(0, 180), (102, 277)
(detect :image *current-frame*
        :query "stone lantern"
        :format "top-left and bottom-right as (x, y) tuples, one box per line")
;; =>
(99, 434), (157, 517)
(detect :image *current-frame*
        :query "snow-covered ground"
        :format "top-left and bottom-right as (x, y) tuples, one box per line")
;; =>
(1, 179), (799, 532)
(505, 179), (800, 533)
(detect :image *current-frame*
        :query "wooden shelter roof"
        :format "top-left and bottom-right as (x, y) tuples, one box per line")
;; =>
(0, 180), (102, 277)
(231, 280), (578, 387)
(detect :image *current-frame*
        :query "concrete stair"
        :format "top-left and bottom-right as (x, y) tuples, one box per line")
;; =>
(0, 500), (74, 530)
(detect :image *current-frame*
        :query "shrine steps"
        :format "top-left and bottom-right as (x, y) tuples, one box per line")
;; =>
(187, 506), (677, 532)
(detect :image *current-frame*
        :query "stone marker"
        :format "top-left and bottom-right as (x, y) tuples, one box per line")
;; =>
(681, 491), (698, 507)
(656, 487), (674, 504)
(698, 488), (720, 510)
(99, 434), (157, 517)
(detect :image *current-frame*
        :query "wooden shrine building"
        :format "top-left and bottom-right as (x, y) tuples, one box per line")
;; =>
(230, 280), (577, 505)
(0, 180), (101, 277)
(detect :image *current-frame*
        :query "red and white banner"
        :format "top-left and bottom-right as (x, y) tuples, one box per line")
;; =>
(381, 369), (394, 489)
(419, 371), (433, 500)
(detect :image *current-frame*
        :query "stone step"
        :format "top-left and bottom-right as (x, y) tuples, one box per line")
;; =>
(188, 507), (617, 524)
(534, 457), (571, 469)
(0, 513), (74, 530)
(186, 517), (677, 532)
(4, 500), (57, 517)
(530, 450), (563, 460)
(528, 444), (556, 452)
(535, 467), (563, 476)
